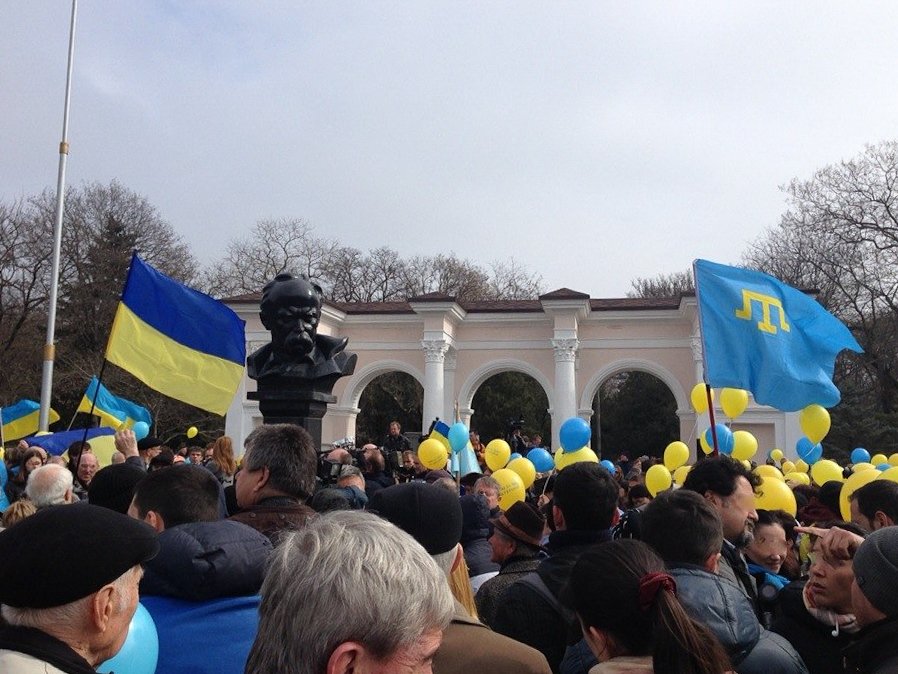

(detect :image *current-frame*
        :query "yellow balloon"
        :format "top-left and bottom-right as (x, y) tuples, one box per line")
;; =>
(699, 433), (713, 455)
(770, 448), (784, 462)
(755, 476), (797, 516)
(645, 464), (672, 496)
(720, 388), (749, 419)
(663, 441), (690, 471)
(507, 457), (536, 489)
(492, 468), (526, 510)
(417, 438), (448, 470)
(754, 465), (784, 481)
(731, 431), (758, 461)
(853, 462), (876, 473)
(186, 426), (198, 439)
(741, 460), (752, 471)
(781, 460), (796, 474)
(555, 447), (599, 470)
(784, 471), (810, 485)
(673, 465), (692, 485)
(691, 384), (712, 414)
(889, 453), (898, 467)
(794, 459), (809, 474)
(485, 439), (511, 472)
(870, 453), (888, 466)
(799, 404), (831, 444)
(878, 466), (898, 484)
(811, 459), (843, 486)
(840, 469), (879, 520)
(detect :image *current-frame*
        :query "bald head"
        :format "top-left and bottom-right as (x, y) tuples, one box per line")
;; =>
(26, 464), (75, 508)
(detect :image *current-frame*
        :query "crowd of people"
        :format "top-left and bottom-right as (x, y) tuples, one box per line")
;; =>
(1, 420), (897, 674)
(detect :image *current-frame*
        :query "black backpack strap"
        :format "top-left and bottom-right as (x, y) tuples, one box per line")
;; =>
(518, 572), (575, 624)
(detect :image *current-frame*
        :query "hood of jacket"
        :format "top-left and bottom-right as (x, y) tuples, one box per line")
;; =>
(141, 519), (272, 601)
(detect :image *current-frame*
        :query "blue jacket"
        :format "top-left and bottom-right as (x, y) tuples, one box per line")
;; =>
(141, 595), (261, 674)
(670, 565), (808, 674)
(140, 519), (271, 674)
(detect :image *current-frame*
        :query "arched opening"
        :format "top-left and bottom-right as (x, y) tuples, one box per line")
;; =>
(470, 372), (551, 447)
(592, 371), (678, 461)
(355, 372), (423, 446)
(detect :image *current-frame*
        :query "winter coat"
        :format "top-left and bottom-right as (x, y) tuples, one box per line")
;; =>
(476, 555), (541, 627)
(0, 626), (95, 674)
(719, 540), (760, 610)
(771, 581), (857, 674)
(141, 519), (272, 674)
(492, 528), (612, 673)
(228, 496), (316, 545)
(842, 617), (898, 674)
(460, 494), (500, 576)
(433, 600), (552, 674)
(669, 565), (809, 674)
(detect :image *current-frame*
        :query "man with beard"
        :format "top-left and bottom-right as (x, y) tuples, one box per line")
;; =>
(683, 455), (762, 611)
(246, 273), (357, 382)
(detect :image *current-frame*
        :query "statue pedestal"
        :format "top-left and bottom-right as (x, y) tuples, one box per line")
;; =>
(248, 377), (341, 450)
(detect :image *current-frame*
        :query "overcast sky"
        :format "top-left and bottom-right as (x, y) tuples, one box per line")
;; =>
(3, 2), (896, 297)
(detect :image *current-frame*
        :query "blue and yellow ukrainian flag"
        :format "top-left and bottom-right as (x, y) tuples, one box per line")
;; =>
(694, 259), (862, 411)
(105, 253), (246, 415)
(77, 376), (152, 429)
(1, 400), (60, 441)
(430, 419), (451, 451)
(24, 427), (117, 464)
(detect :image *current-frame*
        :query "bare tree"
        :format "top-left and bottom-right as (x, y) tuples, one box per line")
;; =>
(202, 218), (337, 297)
(744, 141), (898, 422)
(627, 269), (694, 298)
(486, 258), (544, 300)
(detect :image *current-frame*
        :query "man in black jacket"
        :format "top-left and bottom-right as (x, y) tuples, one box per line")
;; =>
(475, 501), (545, 627)
(129, 464), (272, 674)
(841, 526), (898, 674)
(491, 462), (618, 673)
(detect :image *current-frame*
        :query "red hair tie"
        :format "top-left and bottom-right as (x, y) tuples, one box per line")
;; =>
(638, 572), (676, 611)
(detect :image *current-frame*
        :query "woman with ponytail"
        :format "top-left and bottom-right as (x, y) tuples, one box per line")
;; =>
(566, 539), (732, 674)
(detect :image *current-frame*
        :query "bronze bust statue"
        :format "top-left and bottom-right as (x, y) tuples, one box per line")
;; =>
(247, 273), (357, 385)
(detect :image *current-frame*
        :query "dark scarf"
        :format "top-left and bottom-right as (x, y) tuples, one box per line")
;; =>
(0, 625), (96, 674)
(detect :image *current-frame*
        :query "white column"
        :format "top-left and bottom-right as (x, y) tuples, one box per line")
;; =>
(551, 338), (579, 445)
(422, 339), (449, 429)
(443, 348), (457, 420)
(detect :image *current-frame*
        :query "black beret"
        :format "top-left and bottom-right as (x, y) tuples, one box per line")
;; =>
(137, 436), (161, 452)
(88, 463), (147, 514)
(369, 482), (462, 555)
(0, 504), (158, 608)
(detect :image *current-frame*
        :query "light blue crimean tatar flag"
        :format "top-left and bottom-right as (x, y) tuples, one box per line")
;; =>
(693, 259), (862, 411)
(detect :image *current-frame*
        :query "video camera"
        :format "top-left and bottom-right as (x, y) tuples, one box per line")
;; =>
(316, 437), (358, 486)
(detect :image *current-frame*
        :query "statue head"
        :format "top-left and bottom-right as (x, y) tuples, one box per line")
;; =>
(259, 273), (324, 359)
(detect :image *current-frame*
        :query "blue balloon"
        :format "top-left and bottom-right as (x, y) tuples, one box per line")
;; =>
(796, 437), (823, 464)
(509, 452), (523, 462)
(447, 422), (469, 454)
(132, 421), (150, 441)
(851, 447), (871, 464)
(559, 417), (591, 452)
(704, 424), (734, 455)
(98, 603), (158, 674)
(528, 448), (554, 472)
(877, 463), (890, 472)
(600, 459), (615, 473)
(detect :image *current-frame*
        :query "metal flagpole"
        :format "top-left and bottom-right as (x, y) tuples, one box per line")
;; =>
(39, 0), (79, 431)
